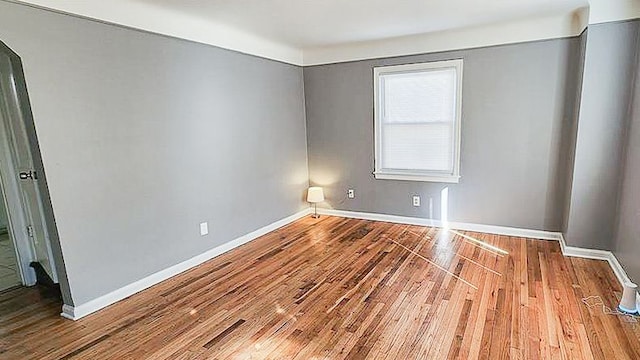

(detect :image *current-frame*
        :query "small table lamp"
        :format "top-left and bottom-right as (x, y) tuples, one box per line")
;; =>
(307, 187), (324, 218)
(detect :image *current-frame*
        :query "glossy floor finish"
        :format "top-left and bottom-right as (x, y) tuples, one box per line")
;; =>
(1, 216), (639, 359)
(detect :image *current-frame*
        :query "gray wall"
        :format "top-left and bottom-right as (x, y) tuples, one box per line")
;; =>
(0, 1), (308, 305)
(614, 35), (640, 284)
(3, 0), (640, 305)
(305, 38), (581, 231)
(565, 21), (640, 249)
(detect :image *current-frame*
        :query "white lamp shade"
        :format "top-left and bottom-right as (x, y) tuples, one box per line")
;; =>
(307, 187), (325, 203)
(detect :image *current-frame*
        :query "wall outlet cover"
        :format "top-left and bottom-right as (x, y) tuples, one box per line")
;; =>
(412, 196), (420, 207)
(200, 222), (209, 236)
(348, 189), (355, 199)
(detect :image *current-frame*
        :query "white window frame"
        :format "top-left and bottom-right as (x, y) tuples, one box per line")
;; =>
(373, 59), (463, 183)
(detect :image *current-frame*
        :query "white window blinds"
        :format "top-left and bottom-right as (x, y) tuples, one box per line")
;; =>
(374, 60), (463, 183)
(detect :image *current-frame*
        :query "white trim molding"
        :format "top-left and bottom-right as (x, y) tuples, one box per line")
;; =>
(12, 0), (304, 65)
(60, 208), (311, 320)
(318, 208), (632, 289)
(60, 206), (635, 320)
(316, 208), (562, 241)
(373, 60), (463, 184)
(559, 234), (632, 287)
(588, 0), (640, 25)
(14, 1), (640, 66)
(304, 12), (587, 66)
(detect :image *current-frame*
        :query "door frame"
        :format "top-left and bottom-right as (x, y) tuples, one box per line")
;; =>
(0, 112), (36, 286)
(0, 39), (61, 287)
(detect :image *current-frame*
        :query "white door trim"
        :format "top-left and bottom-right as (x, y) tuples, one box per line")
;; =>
(0, 92), (35, 286)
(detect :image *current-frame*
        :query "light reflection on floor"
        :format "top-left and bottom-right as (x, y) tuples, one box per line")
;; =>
(448, 229), (509, 256)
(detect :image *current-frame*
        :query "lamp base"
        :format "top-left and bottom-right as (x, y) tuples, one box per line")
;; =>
(618, 304), (639, 315)
(310, 203), (320, 219)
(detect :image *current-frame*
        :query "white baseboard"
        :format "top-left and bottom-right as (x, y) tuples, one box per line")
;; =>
(318, 208), (632, 289)
(61, 208), (312, 321)
(316, 208), (562, 241)
(558, 234), (631, 287)
(60, 304), (75, 320)
(60, 207), (635, 320)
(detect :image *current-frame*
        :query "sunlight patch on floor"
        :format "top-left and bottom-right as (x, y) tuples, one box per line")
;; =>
(449, 229), (509, 256)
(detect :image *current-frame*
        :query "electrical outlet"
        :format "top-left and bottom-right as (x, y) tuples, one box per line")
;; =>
(200, 222), (209, 236)
(412, 195), (421, 207)
(348, 189), (355, 199)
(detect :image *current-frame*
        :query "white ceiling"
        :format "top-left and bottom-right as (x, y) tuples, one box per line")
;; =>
(131, 0), (587, 48)
(13, 0), (640, 64)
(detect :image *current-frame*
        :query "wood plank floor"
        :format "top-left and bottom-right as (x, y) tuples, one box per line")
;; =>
(1, 215), (639, 359)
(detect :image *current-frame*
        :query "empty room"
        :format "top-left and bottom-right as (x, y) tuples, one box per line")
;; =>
(1, 0), (640, 359)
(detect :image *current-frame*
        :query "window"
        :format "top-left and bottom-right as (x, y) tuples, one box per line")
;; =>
(373, 59), (463, 183)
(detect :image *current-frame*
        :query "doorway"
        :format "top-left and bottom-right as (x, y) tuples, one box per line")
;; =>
(0, 40), (59, 293)
(0, 189), (20, 291)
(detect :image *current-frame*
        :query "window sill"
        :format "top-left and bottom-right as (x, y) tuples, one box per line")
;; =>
(373, 171), (460, 183)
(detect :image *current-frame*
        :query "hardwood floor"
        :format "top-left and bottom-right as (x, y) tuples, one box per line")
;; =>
(1, 215), (639, 359)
